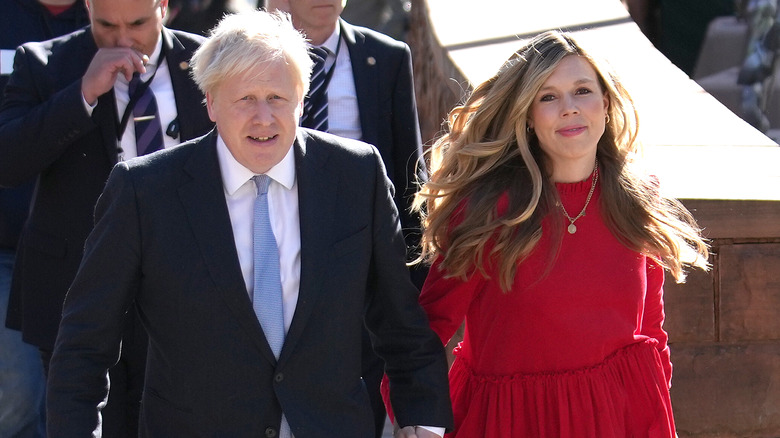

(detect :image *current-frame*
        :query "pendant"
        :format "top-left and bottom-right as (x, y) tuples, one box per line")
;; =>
(567, 223), (577, 234)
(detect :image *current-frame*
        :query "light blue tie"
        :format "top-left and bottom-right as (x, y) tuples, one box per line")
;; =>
(251, 176), (292, 438)
(252, 175), (285, 358)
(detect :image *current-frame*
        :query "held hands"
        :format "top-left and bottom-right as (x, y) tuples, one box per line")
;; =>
(81, 48), (149, 105)
(394, 425), (442, 438)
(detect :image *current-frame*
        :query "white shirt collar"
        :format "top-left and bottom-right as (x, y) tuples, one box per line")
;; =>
(216, 134), (297, 196)
(147, 36), (163, 68)
(318, 25), (341, 54)
(139, 36), (164, 81)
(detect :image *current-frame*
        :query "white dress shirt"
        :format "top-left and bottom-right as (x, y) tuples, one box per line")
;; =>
(317, 27), (362, 141)
(216, 136), (301, 334)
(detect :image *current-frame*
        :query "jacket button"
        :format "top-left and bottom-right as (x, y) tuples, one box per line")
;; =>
(264, 427), (277, 437)
(274, 372), (284, 382)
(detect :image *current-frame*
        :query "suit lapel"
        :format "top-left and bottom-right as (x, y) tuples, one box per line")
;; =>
(178, 131), (279, 364)
(163, 28), (209, 142)
(93, 91), (120, 165)
(279, 130), (336, 364)
(341, 20), (379, 144)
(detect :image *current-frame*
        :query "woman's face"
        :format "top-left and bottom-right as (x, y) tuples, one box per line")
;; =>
(528, 55), (609, 179)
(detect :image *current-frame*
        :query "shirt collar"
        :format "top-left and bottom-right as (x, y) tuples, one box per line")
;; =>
(216, 134), (297, 196)
(318, 25), (341, 54)
(145, 35), (163, 70)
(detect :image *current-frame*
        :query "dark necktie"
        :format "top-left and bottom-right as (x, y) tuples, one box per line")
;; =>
(301, 46), (329, 132)
(129, 73), (164, 156)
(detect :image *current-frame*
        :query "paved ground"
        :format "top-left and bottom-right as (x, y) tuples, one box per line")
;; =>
(382, 417), (394, 437)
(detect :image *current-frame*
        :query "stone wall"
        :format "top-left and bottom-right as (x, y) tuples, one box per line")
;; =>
(666, 199), (780, 437)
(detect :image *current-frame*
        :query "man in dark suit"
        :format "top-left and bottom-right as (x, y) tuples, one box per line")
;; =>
(0, 3), (89, 436)
(46, 10), (451, 437)
(267, 1), (430, 434)
(0, 0), (213, 435)
(267, 0), (425, 278)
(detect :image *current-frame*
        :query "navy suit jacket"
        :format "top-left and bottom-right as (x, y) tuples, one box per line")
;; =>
(0, 0), (89, 251)
(0, 26), (213, 349)
(46, 129), (452, 437)
(340, 20), (427, 280)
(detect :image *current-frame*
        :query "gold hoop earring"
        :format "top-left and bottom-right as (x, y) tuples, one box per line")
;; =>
(605, 114), (610, 124)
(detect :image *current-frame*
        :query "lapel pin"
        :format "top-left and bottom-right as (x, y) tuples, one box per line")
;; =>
(179, 61), (189, 70)
(367, 56), (376, 66)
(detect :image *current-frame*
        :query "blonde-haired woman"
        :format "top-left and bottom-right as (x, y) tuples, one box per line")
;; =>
(391, 30), (709, 437)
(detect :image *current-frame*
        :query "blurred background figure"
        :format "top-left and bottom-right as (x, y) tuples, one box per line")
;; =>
(167, 0), (253, 35)
(341, 0), (411, 41)
(627, 0), (780, 141)
(259, 0), (411, 41)
(0, 1), (88, 437)
(622, 0), (736, 77)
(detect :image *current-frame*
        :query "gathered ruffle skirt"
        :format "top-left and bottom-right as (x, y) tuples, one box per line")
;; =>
(446, 339), (675, 438)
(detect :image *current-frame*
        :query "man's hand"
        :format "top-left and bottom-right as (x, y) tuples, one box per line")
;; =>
(81, 47), (149, 105)
(395, 425), (442, 438)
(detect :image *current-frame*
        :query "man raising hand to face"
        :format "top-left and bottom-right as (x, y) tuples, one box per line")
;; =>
(0, 0), (213, 435)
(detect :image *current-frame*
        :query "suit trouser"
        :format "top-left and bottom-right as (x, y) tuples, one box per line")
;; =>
(362, 326), (387, 438)
(42, 308), (147, 438)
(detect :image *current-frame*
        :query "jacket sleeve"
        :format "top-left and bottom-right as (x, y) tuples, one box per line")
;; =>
(388, 42), (428, 289)
(641, 258), (672, 388)
(380, 254), (482, 424)
(0, 44), (98, 187)
(46, 163), (141, 437)
(362, 147), (453, 431)
(389, 42), (425, 225)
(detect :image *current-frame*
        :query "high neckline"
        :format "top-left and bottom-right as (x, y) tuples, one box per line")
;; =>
(554, 168), (599, 195)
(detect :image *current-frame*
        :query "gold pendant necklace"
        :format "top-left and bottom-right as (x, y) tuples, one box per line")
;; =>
(559, 160), (599, 234)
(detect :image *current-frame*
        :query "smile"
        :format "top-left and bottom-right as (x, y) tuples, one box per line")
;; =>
(249, 135), (276, 142)
(557, 126), (586, 137)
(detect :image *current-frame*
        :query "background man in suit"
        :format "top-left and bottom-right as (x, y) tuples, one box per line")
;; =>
(0, 0), (213, 435)
(45, 10), (451, 437)
(265, 1), (429, 434)
(0, 3), (89, 436)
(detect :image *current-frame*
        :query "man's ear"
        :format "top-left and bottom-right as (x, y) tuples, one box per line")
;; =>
(205, 92), (217, 123)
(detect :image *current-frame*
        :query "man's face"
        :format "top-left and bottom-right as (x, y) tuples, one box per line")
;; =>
(206, 59), (304, 174)
(286, 0), (346, 32)
(87, 0), (167, 56)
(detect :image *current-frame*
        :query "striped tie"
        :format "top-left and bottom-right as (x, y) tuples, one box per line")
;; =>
(129, 73), (164, 156)
(301, 46), (329, 132)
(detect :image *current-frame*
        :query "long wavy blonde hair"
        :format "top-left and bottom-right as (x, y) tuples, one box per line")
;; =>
(415, 30), (709, 291)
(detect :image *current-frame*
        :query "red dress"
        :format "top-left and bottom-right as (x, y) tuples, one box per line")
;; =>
(422, 179), (675, 437)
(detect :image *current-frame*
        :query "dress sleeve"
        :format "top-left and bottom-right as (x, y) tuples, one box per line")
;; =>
(419, 257), (484, 348)
(381, 255), (483, 424)
(641, 258), (672, 388)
